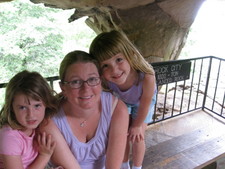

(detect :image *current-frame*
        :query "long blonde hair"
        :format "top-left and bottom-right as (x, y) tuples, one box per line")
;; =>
(89, 30), (155, 75)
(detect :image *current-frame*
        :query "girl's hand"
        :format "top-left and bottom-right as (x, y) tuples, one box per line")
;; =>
(128, 126), (144, 143)
(37, 132), (56, 157)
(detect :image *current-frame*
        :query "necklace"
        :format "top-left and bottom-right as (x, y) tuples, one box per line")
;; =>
(78, 110), (100, 127)
(80, 120), (87, 127)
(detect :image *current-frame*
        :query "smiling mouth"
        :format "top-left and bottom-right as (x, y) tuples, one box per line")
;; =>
(113, 73), (123, 79)
(79, 95), (92, 99)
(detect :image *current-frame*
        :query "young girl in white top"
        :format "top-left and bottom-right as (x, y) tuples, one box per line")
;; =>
(0, 70), (58, 169)
(90, 30), (157, 169)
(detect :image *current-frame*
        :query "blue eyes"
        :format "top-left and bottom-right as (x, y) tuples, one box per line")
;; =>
(70, 80), (81, 85)
(18, 104), (42, 110)
(19, 106), (26, 110)
(70, 78), (98, 85)
(34, 104), (42, 108)
(63, 77), (101, 89)
(101, 57), (123, 70)
(101, 64), (108, 69)
(116, 58), (123, 62)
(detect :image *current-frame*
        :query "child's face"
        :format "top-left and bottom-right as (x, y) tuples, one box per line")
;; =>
(100, 53), (132, 85)
(12, 93), (46, 135)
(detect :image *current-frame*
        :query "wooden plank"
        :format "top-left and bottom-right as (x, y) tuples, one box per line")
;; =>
(143, 126), (225, 169)
(185, 135), (225, 169)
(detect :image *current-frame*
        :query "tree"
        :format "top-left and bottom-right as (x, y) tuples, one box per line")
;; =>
(0, 0), (96, 107)
(0, 0), (95, 82)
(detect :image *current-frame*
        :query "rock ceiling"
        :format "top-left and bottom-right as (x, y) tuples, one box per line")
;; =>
(1, 0), (206, 62)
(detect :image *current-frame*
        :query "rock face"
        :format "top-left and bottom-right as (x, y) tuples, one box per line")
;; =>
(22, 0), (206, 62)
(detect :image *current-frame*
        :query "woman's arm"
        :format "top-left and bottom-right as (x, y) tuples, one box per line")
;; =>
(39, 119), (81, 169)
(105, 98), (129, 169)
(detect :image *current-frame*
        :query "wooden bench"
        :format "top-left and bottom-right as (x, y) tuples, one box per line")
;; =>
(142, 121), (225, 169)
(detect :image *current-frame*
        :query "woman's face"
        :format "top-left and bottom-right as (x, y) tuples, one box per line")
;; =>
(61, 62), (102, 109)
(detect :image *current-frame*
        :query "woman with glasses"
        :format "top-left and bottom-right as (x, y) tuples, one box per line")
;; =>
(40, 50), (129, 169)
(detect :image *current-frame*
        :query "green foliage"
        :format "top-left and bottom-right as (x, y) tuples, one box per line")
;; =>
(0, 0), (96, 83)
(0, 0), (96, 108)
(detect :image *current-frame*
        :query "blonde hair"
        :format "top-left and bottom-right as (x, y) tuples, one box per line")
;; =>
(89, 30), (154, 75)
(0, 70), (57, 130)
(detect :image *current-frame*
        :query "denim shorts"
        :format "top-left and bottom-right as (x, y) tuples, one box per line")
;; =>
(126, 92), (156, 124)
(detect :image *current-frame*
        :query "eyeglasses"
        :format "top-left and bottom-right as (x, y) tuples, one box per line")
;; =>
(62, 77), (101, 89)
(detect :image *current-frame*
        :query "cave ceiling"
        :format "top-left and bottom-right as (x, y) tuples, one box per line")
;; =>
(1, 0), (206, 61)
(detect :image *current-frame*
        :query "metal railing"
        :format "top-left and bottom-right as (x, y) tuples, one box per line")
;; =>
(0, 56), (224, 125)
(151, 56), (225, 124)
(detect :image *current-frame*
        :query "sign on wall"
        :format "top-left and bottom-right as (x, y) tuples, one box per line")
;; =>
(152, 61), (192, 86)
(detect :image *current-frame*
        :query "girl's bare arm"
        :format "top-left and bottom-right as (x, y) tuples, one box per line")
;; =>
(129, 74), (156, 142)
(132, 74), (156, 127)
(2, 155), (24, 169)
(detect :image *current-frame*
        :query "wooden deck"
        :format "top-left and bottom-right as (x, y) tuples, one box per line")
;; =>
(142, 110), (225, 169)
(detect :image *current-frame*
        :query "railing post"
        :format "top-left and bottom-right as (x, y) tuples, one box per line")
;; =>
(202, 56), (212, 110)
